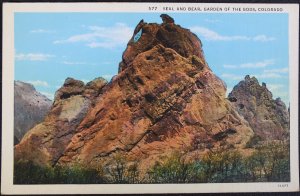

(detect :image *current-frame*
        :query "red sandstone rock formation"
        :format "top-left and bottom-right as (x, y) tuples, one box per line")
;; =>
(15, 15), (254, 170)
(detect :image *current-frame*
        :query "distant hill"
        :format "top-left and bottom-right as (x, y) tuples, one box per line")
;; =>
(14, 81), (52, 144)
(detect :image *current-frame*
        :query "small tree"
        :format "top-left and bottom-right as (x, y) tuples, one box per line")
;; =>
(146, 151), (195, 183)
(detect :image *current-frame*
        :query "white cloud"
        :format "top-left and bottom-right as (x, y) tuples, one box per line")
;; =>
(264, 67), (289, 73)
(30, 29), (55, 33)
(220, 73), (243, 80)
(223, 59), (275, 69)
(223, 64), (237, 68)
(204, 19), (221, 23)
(40, 91), (54, 100)
(240, 59), (275, 68)
(87, 42), (118, 49)
(88, 23), (132, 42)
(15, 53), (54, 61)
(27, 80), (49, 87)
(62, 61), (86, 65)
(54, 23), (133, 49)
(256, 73), (282, 79)
(190, 26), (250, 41)
(54, 33), (96, 44)
(253, 35), (276, 42)
(267, 84), (284, 91)
(190, 26), (275, 42)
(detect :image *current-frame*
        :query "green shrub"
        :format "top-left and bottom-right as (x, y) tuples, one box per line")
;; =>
(14, 160), (107, 184)
(249, 141), (290, 182)
(146, 151), (196, 183)
(146, 141), (290, 183)
(106, 153), (141, 184)
(14, 160), (54, 184)
(197, 150), (248, 183)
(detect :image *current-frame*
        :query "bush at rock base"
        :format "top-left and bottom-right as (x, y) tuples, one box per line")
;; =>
(14, 141), (289, 184)
(147, 141), (290, 183)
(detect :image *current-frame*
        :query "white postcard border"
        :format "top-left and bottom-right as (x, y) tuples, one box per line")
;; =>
(2, 2), (299, 194)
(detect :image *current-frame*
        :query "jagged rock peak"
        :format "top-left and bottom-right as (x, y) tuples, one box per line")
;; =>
(63, 77), (85, 87)
(244, 75), (259, 84)
(85, 77), (107, 88)
(230, 75), (272, 102)
(119, 15), (205, 72)
(229, 75), (289, 141)
(54, 77), (107, 103)
(54, 78), (85, 103)
(84, 77), (107, 99)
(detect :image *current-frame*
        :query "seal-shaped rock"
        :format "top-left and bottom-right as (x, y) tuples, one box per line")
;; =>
(160, 14), (174, 24)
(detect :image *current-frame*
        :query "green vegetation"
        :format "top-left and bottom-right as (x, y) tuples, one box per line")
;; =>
(14, 161), (107, 184)
(146, 151), (196, 183)
(106, 153), (141, 183)
(14, 141), (290, 184)
(147, 141), (290, 183)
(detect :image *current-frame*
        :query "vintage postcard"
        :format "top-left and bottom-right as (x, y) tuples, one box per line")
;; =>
(2, 2), (299, 194)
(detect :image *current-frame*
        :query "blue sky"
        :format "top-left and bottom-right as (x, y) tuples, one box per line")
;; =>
(14, 13), (289, 105)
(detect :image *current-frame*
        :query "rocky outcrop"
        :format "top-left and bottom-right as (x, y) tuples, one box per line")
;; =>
(14, 77), (107, 166)
(118, 16), (205, 73)
(15, 15), (254, 170)
(14, 81), (52, 144)
(228, 75), (289, 141)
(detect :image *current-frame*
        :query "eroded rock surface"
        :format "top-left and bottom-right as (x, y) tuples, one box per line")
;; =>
(228, 75), (289, 141)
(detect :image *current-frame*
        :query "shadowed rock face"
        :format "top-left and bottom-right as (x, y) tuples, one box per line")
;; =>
(14, 81), (52, 145)
(15, 16), (254, 169)
(228, 75), (289, 141)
